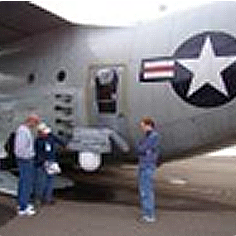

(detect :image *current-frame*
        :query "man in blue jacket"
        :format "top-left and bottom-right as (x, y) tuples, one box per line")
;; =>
(135, 116), (160, 223)
(34, 123), (65, 205)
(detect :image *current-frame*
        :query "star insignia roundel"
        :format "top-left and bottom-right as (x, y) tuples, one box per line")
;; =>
(172, 32), (236, 108)
(140, 31), (236, 108)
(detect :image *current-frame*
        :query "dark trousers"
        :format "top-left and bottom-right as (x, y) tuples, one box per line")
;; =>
(43, 174), (54, 203)
(34, 165), (54, 203)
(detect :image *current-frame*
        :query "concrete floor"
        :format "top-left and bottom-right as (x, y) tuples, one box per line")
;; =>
(1, 154), (236, 235)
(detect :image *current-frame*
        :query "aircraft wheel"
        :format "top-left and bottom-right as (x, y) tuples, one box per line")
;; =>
(77, 152), (102, 173)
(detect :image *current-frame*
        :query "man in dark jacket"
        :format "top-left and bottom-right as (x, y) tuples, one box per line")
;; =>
(34, 123), (65, 205)
(135, 116), (160, 223)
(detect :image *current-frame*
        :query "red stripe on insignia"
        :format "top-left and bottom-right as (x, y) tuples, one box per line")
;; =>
(144, 65), (175, 72)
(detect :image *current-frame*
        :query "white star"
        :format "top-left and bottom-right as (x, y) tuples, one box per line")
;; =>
(178, 37), (236, 97)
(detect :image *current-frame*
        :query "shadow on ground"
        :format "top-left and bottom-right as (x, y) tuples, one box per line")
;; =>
(55, 180), (236, 212)
(0, 199), (16, 227)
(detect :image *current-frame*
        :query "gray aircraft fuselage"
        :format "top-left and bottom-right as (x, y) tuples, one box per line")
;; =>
(0, 1), (235, 159)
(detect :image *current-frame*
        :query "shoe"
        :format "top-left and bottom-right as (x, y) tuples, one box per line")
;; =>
(27, 204), (34, 210)
(18, 205), (36, 216)
(18, 204), (34, 210)
(142, 216), (156, 223)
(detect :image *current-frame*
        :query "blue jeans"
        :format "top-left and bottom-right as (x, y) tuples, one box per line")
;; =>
(34, 165), (54, 203)
(17, 159), (34, 211)
(138, 165), (156, 218)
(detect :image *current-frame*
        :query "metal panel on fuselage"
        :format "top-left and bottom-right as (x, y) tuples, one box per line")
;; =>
(0, 2), (235, 157)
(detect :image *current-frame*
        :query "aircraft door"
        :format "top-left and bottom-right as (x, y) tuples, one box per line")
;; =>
(88, 65), (128, 138)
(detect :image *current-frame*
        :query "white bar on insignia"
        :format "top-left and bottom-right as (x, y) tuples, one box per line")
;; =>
(144, 60), (174, 68)
(143, 71), (174, 79)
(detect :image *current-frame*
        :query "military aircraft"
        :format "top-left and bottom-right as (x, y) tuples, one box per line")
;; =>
(0, 1), (236, 176)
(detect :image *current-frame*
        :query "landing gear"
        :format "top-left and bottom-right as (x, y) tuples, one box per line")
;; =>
(77, 152), (102, 173)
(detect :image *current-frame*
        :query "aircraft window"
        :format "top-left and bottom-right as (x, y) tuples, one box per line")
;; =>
(58, 130), (64, 136)
(28, 73), (35, 84)
(57, 70), (66, 82)
(98, 102), (116, 113)
(95, 69), (118, 114)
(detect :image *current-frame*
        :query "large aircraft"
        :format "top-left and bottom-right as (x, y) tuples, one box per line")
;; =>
(0, 1), (236, 173)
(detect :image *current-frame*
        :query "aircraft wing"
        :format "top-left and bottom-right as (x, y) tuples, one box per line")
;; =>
(0, 1), (72, 49)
